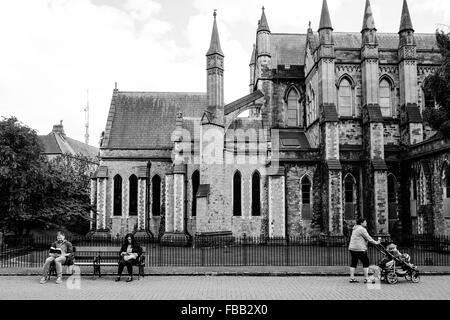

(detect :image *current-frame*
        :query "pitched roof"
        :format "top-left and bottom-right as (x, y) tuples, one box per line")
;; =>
(39, 132), (99, 160)
(270, 33), (307, 67)
(279, 131), (311, 149)
(104, 92), (207, 149)
(312, 32), (437, 50)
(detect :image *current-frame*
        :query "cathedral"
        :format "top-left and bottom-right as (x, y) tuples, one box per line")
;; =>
(90, 0), (450, 242)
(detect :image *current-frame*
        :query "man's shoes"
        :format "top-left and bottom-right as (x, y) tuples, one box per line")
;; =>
(56, 277), (63, 284)
(364, 278), (376, 284)
(115, 277), (121, 282)
(39, 277), (47, 284)
(349, 278), (359, 283)
(126, 277), (133, 282)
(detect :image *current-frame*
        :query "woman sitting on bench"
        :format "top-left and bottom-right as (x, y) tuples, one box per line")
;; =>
(115, 233), (142, 282)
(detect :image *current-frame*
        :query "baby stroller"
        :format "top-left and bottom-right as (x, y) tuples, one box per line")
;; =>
(376, 243), (420, 284)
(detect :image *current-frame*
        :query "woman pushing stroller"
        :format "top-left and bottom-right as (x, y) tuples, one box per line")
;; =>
(348, 218), (381, 283)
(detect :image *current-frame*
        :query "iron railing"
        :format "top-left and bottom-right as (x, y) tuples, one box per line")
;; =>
(1, 234), (449, 268)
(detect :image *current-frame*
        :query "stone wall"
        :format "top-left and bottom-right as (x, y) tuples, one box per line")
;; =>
(339, 121), (363, 146)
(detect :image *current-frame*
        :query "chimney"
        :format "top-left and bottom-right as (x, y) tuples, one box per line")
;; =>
(52, 120), (65, 136)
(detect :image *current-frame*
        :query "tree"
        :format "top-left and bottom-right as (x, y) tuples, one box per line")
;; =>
(423, 30), (450, 138)
(0, 117), (93, 235)
(33, 154), (93, 235)
(0, 117), (47, 234)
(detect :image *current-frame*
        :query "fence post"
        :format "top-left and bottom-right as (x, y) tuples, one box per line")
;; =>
(285, 237), (290, 266)
(243, 234), (247, 266)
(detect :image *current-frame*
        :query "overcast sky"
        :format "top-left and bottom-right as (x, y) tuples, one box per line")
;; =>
(1, 0), (449, 147)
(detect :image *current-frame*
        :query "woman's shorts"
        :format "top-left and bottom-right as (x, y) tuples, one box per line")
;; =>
(350, 250), (370, 268)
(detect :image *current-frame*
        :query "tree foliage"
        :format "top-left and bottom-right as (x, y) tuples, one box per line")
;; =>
(0, 117), (94, 235)
(423, 31), (450, 138)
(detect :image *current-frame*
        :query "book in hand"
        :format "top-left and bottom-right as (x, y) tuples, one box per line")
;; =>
(49, 247), (62, 254)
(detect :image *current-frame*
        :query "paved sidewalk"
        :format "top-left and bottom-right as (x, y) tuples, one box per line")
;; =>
(1, 265), (449, 276)
(0, 275), (449, 300)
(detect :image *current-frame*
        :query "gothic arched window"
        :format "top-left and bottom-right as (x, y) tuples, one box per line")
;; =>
(338, 78), (352, 117)
(444, 164), (450, 199)
(379, 79), (392, 117)
(129, 175), (138, 216)
(388, 174), (398, 220)
(251, 171), (261, 216)
(443, 164), (450, 218)
(301, 176), (312, 220)
(287, 89), (299, 127)
(152, 175), (161, 216)
(192, 170), (200, 217)
(344, 174), (357, 220)
(113, 175), (122, 216)
(233, 171), (242, 216)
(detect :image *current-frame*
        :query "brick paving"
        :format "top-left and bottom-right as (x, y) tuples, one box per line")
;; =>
(0, 275), (449, 300)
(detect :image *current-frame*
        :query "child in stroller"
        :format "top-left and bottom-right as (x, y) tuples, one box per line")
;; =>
(377, 243), (420, 284)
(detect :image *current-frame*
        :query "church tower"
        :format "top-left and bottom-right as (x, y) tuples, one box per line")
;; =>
(206, 10), (225, 126)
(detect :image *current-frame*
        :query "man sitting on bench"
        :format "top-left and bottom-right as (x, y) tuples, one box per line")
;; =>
(40, 231), (73, 284)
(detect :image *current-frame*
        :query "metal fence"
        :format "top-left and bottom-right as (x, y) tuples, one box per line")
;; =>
(1, 234), (449, 268)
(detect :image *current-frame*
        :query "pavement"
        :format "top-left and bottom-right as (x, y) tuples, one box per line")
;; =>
(0, 274), (449, 300)
(1, 265), (450, 276)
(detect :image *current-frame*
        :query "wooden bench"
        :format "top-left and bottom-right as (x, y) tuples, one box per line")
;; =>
(49, 246), (146, 279)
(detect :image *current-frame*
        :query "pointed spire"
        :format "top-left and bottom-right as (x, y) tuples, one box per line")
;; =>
(257, 6), (270, 32)
(250, 44), (256, 65)
(207, 10), (224, 56)
(319, 0), (333, 31)
(399, 0), (414, 33)
(362, 0), (376, 31)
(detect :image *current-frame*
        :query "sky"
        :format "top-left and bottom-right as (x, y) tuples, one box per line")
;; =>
(1, 0), (449, 147)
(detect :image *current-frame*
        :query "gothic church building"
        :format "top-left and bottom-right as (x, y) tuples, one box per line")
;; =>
(91, 0), (450, 241)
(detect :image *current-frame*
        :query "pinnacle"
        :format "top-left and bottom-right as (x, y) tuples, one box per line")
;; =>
(207, 10), (224, 56)
(319, 0), (333, 31)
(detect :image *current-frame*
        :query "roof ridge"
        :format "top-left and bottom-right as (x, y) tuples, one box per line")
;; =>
(271, 33), (307, 36)
(118, 91), (207, 95)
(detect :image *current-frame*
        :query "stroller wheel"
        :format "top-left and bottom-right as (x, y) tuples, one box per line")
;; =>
(411, 271), (420, 283)
(405, 273), (412, 282)
(386, 272), (398, 285)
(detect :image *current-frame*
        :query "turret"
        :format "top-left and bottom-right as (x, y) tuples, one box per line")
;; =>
(256, 7), (271, 84)
(206, 10), (224, 124)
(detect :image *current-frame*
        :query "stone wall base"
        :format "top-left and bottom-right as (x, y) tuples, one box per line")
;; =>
(133, 230), (154, 241)
(194, 231), (234, 247)
(160, 233), (192, 247)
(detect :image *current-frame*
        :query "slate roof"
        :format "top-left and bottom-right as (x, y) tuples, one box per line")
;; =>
(326, 159), (343, 170)
(270, 33), (307, 67)
(39, 132), (99, 160)
(105, 92), (207, 149)
(322, 104), (339, 122)
(372, 159), (388, 171)
(406, 104), (423, 123)
(312, 32), (437, 50)
(366, 104), (384, 123)
(279, 131), (311, 149)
